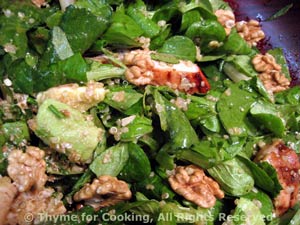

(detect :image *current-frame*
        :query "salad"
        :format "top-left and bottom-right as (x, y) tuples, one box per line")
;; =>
(0, 0), (299, 224)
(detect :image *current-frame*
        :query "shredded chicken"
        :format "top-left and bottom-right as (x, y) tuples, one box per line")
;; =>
(255, 140), (300, 216)
(168, 165), (224, 208)
(7, 146), (47, 192)
(36, 81), (107, 112)
(0, 177), (18, 225)
(73, 175), (132, 210)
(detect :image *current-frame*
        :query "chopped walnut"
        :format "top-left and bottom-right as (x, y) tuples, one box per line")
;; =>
(252, 53), (290, 93)
(6, 188), (66, 225)
(36, 81), (107, 112)
(0, 177), (18, 225)
(7, 146), (47, 192)
(255, 140), (300, 216)
(121, 49), (210, 94)
(215, 9), (236, 35)
(73, 175), (132, 210)
(122, 49), (155, 86)
(31, 0), (46, 7)
(168, 165), (224, 208)
(236, 20), (265, 46)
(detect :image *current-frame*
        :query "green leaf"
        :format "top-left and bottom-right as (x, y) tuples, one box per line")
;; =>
(119, 142), (151, 182)
(60, 5), (110, 53)
(152, 89), (199, 149)
(208, 157), (254, 196)
(120, 115), (153, 142)
(57, 53), (87, 82)
(158, 36), (197, 62)
(237, 155), (282, 197)
(250, 101), (286, 137)
(265, 4), (293, 21)
(2, 121), (30, 146)
(225, 198), (265, 225)
(104, 86), (143, 113)
(86, 62), (125, 81)
(217, 81), (258, 136)
(268, 48), (290, 79)
(89, 143), (129, 177)
(185, 19), (226, 53)
(242, 190), (274, 220)
(219, 29), (253, 55)
(102, 10), (143, 47)
(126, 0), (160, 38)
(52, 26), (74, 60)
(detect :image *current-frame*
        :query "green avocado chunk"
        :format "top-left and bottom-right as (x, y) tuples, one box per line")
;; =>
(34, 99), (103, 164)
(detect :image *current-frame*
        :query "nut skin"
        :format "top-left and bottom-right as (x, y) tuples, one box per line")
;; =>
(6, 188), (66, 225)
(0, 177), (18, 225)
(74, 175), (132, 210)
(252, 53), (290, 93)
(236, 20), (265, 47)
(255, 140), (300, 216)
(7, 146), (47, 192)
(4, 147), (66, 225)
(215, 9), (236, 35)
(168, 165), (224, 208)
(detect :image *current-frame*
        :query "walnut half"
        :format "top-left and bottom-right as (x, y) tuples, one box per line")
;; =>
(73, 175), (132, 210)
(168, 165), (224, 208)
(236, 20), (265, 47)
(252, 53), (290, 93)
(7, 146), (47, 192)
(215, 9), (235, 35)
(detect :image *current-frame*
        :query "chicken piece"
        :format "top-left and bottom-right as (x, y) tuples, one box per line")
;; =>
(6, 188), (66, 225)
(120, 49), (210, 94)
(0, 177), (18, 225)
(168, 165), (224, 208)
(36, 81), (107, 112)
(255, 140), (300, 216)
(7, 146), (47, 192)
(73, 175), (132, 210)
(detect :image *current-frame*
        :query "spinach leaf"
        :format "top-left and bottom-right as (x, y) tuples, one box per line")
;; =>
(250, 101), (286, 137)
(219, 29), (253, 55)
(89, 143), (129, 177)
(223, 198), (265, 225)
(186, 19), (226, 53)
(208, 157), (255, 196)
(237, 155), (282, 198)
(104, 86), (143, 113)
(268, 48), (290, 79)
(265, 4), (293, 22)
(242, 190), (274, 220)
(152, 88), (199, 149)
(126, 0), (160, 38)
(119, 143), (151, 182)
(102, 9), (143, 47)
(217, 81), (259, 137)
(60, 5), (110, 53)
(158, 36), (197, 62)
(118, 115), (153, 142)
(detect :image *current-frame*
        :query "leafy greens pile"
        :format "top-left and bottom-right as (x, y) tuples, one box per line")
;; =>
(0, 0), (300, 224)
